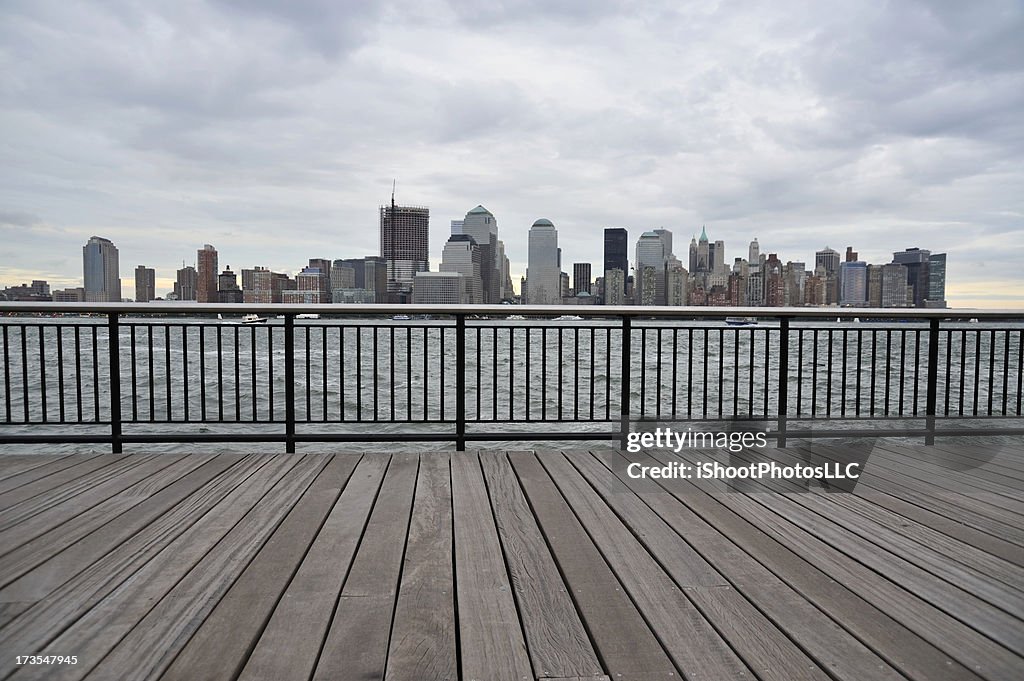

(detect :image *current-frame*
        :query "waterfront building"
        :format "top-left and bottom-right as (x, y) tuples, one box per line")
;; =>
(83, 236), (121, 302)
(412, 271), (467, 305)
(603, 228), (628, 304)
(525, 219), (560, 304)
(295, 266), (329, 303)
(308, 259), (332, 293)
(891, 247), (932, 308)
(331, 264), (357, 290)
(839, 260), (867, 306)
(332, 288), (376, 304)
(867, 265), (883, 307)
(635, 231), (669, 305)
(450, 219), (464, 235)
(135, 266), (156, 303)
(496, 240), (514, 300)
(815, 247), (840, 276)
(364, 256), (388, 303)
(573, 263), (592, 295)
(440, 234), (483, 304)
(174, 266), (198, 301)
(461, 206), (500, 303)
(926, 253), (947, 308)
(380, 201), (429, 302)
(196, 244), (218, 303)
(764, 254), (785, 307)
(666, 257), (688, 306)
(249, 269), (293, 304)
(217, 266), (243, 303)
(53, 287), (85, 302)
(881, 263), (909, 307)
(560, 271), (571, 299)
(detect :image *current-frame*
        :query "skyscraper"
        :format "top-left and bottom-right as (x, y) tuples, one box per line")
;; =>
(196, 244), (218, 303)
(892, 247), (931, 307)
(217, 266), (243, 303)
(926, 253), (947, 308)
(526, 219), (560, 304)
(440, 234), (483, 304)
(603, 228), (628, 304)
(635, 231), (669, 306)
(380, 196), (429, 303)
(134, 266), (155, 303)
(815, 247), (840, 276)
(572, 263), (592, 294)
(174, 265), (197, 301)
(83, 236), (121, 302)
(839, 260), (867, 306)
(461, 205), (499, 303)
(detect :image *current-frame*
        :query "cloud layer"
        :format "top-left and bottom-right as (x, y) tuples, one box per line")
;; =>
(2, 0), (1022, 306)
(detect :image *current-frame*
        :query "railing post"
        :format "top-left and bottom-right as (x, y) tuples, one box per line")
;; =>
(284, 314), (295, 453)
(620, 315), (631, 450)
(107, 312), (122, 453)
(777, 316), (789, 448)
(456, 313), (466, 451)
(925, 317), (940, 445)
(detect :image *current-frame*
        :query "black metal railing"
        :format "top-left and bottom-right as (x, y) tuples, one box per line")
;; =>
(1, 303), (1022, 452)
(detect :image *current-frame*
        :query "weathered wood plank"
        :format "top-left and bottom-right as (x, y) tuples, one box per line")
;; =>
(0, 453), (245, 604)
(0, 455), (75, 483)
(604, 449), (939, 681)
(479, 451), (604, 680)
(544, 451), (820, 681)
(88, 454), (338, 681)
(0, 454), (101, 495)
(235, 454), (390, 681)
(158, 453), (361, 681)
(0, 453), (209, 589)
(0, 453), (136, 513)
(385, 452), (457, 681)
(451, 451), (533, 681)
(311, 453), (419, 681)
(667, 448), (1024, 680)
(508, 451), (678, 681)
(0, 453), (281, 675)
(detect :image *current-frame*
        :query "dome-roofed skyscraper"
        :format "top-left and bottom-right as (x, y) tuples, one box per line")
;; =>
(83, 236), (121, 302)
(526, 218), (560, 304)
(461, 205), (499, 303)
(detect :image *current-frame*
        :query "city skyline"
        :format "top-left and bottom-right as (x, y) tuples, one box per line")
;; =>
(2, 1), (1022, 307)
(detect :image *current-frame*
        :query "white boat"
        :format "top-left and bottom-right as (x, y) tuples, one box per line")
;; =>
(392, 314), (411, 321)
(506, 314), (526, 320)
(553, 315), (583, 321)
(296, 313), (320, 320)
(725, 316), (758, 326)
(241, 314), (267, 324)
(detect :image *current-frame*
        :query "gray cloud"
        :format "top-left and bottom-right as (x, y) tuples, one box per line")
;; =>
(1, 0), (1022, 305)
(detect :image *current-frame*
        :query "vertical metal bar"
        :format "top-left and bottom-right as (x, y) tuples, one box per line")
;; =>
(182, 326), (190, 422)
(973, 329), (981, 416)
(165, 326), (172, 421)
(732, 328), (739, 417)
(74, 326), (82, 422)
(811, 328), (818, 417)
(541, 327), (548, 420)
(254, 326), (260, 422)
(717, 328), (724, 418)
(913, 329), (921, 416)
(493, 328), (499, 421)
(108, 313), (122, 453)
(825, 329), (832, 418)
(883, 330), (891, 416)
(746, 328), (752, 418)
(796, 329), (803, 417)
(129, 323), (137, 419)
(92, 326), (99, 422)
(284, 314), (295, 453)
(200, 325), (207, 421)
(943, 329), (952, 417)
(640, 328), (647, 418)
(38, 326), (47, 422)
(456, 314), (466, 451)
(305, 327), (312, 422)
(672, 328), (679, 418)
(589, 327), (595, 420)
(268, 326), (275, 422)
(234, 326), (241, 422)
(144, 325), (153, 421)
(338, 327), (345, 421)
(323, 326), (329, 422)
(1002, 330), (1010, 416)
(778, 317), (790, 448)
(509, 327), (515, 421)
(655, 328), (662, 419)
(1018, 329), (1023, 416)
(57, 326), (66, 422)
(1, 325), (9, 422)
(389, 325), (395, 422)
(840, 329), (847, 416)
(478, 326), (483, 420)
(605, 327), (611, 421)
(925, 318), (940, 445)
(898, 330), (906, 416)
(423, 327), (428, 421)
(988, 329), (995, 415)
(690, 328), (696, 419)
(869, 330), (877, 416)
(217, 325), (224, 421)
(702, 328), (709, 419)
(855, 330), (862, 417)
(763, 328), (770, 418)
(619, 315), (631, 450)
(958, 329), (966, 416)
(574, 328), (580, 421)
(439, 326), (445, 420)
(409, 328), (414, 421)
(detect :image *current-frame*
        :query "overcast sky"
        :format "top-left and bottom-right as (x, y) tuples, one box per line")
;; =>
(2, 0), (1022, 307)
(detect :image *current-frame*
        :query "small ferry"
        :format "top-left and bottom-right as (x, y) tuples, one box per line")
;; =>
(392, 314), (411, 321)
(553, 315), (583, 321)
(725, 316), (758, 326)
(241, 314), (268, 324)
(296, 313), (320, 320)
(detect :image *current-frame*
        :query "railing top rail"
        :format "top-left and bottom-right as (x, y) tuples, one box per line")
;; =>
(0, 301), (1022, 320)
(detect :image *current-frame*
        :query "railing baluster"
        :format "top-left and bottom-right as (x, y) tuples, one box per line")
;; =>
(108, 313), (122, 453)
(925, 318), (940, 445)
(619, 315), (631, 450)
(456, 314), (465, 451)
(284, 314), (295, 453)
(778, 317), (789, 448)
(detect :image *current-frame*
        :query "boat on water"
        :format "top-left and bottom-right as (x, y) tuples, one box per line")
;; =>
(296, 313), (320, 320)
(241, 314), (268, 324)
(725, 316), (758, 326)
(392, 314), (411, 321)
(553, 315), (583, 321)
(506, 314), (526, 320)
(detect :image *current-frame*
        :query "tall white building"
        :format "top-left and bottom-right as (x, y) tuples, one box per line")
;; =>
(440, 234), (483, 304)
(461, 205), (500, 303)
(525, 218), (560, 304)
(635, 231), (669, 305)
(412, 271), (467, 305)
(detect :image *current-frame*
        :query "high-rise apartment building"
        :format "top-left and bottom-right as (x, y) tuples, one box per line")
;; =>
(891, 247), (931, 307)
(572, 263), (592, 295)
(174, 266), (197, 301)
(134, 266), (155, 303)
(83, 236), (121, 302)
(839, 260), (867, 306)
(525, 219), (560, 304)
(635, 231), (669, 305)
(926, 253), (947, 308)
(815, 247), (840, 276)
(603, 228), (628, 304)
(380, 201), (429, 302)
(217, 266), (242, 303)
(196, 244), (218, 303)
(881, 263), (909, 307)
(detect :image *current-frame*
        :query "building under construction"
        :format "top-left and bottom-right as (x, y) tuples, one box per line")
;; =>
(380, 199), (429, 303)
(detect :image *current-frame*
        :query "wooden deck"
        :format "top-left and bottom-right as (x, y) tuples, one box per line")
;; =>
(0, 445), (1022, 681)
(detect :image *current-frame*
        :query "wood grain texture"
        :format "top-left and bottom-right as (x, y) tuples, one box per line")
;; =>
(479, 451), (604, 680)
(312, 452), (419, 681)
(508, 451), (678, 681)
(236, 453), (390, 681)
(0, 453), (101, 495)
(451, 451), (533, 681)
(385, 452), (457, 681)
(159, 453), (360, 681)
